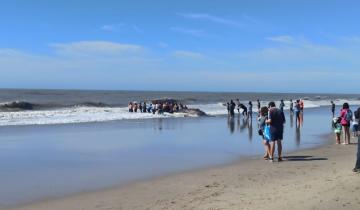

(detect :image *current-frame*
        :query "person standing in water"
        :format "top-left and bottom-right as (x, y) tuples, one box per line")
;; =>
(240, 103), (248, 118)
(331, 101), (336, 117)
(294, 100), (301, 126)
(236, 99), (241, 113)
(257, 99), (261, 116)
(289, 99), (294, 114)
(226, 102), (230, 115)
(300, 99), (304, 112)
(229, 100), (236, 118)
(279, 99), (285, 112)
(248, 101), (253, 119)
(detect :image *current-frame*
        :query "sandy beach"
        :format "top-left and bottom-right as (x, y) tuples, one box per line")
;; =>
(8, 137), (360, 210)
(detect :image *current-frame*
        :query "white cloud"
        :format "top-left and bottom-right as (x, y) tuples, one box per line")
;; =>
(178, 13), (243, 27)
(100, 25), (116, 32)
(2, 36), (360, 92)
(50, 41), (144, 57)
(170, 27), (210, 37)
(172, 51), (205, 59)
(266, 35), (301, 44)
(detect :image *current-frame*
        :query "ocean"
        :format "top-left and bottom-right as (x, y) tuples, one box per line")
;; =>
(1, 89), (360, 126)
(0, 89), (359, 207)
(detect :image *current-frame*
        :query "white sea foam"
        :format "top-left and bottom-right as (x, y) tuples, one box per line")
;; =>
(1, 99), (360, 126)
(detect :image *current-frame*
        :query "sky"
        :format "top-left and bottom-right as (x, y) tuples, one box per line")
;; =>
(1, 0), (360, 93)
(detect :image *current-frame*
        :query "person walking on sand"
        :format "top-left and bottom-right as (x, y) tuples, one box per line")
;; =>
(353, 107), (360, 172)
(266, 101), (286, 162)
(331, 101), (336, 117)
(339, 103), (352, 145)
(258, 106), (270, 160)
(332, 117), (342, 144)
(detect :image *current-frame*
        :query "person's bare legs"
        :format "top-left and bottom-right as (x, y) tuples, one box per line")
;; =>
(269, 141), (275, 161)
(343, 126), (350, 144)
(346, 126), (351, 144)
(336, 133), (341, 144)
(277, 140), (282, 161)
(263, 140), (270, 158)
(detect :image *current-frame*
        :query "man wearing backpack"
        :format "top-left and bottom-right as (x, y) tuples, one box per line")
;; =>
(340, 103), (352, 144)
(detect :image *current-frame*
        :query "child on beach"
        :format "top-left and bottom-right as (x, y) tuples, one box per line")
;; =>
(332, 117), (342, 144)
(258, 106), (270, 160)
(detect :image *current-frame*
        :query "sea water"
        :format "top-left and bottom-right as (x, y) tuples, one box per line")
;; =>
(0, 89), (359, 207)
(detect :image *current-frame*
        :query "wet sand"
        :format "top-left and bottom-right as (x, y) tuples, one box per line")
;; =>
(9, 138), (360, 210)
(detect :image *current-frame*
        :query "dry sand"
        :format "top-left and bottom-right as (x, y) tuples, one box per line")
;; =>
(9, 140), (360, 210)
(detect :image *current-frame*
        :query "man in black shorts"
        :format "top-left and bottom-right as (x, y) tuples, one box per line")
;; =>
(266, 101), (286, 162)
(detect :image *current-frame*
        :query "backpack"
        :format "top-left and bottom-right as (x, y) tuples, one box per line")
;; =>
(345, 110), (352, 122)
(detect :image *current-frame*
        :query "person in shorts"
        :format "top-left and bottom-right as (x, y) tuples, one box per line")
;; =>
(266, 101), (286, 162)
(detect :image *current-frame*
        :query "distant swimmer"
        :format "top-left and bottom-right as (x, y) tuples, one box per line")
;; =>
(257, 99), (261, 116)
(289, 99), (294, 114)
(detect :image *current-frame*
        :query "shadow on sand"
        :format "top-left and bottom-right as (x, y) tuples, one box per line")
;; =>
(283, 155), (328, 161)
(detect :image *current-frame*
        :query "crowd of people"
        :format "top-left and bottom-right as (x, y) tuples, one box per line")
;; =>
(225, 98), (360, 173)
(127, 101), (188, 114)
(330, 102), (360, 173)
(225, 98), (305, 162)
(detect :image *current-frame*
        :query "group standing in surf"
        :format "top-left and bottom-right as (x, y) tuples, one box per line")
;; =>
(128, 101), (188, 115)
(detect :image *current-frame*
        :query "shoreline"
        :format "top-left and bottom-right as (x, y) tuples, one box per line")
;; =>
(8, 135), (360, 210)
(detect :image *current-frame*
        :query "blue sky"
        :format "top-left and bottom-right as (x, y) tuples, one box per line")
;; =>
(1, 0), (360, 93)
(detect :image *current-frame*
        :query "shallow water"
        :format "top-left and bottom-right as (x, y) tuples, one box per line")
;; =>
(0, 107), (341, 207)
